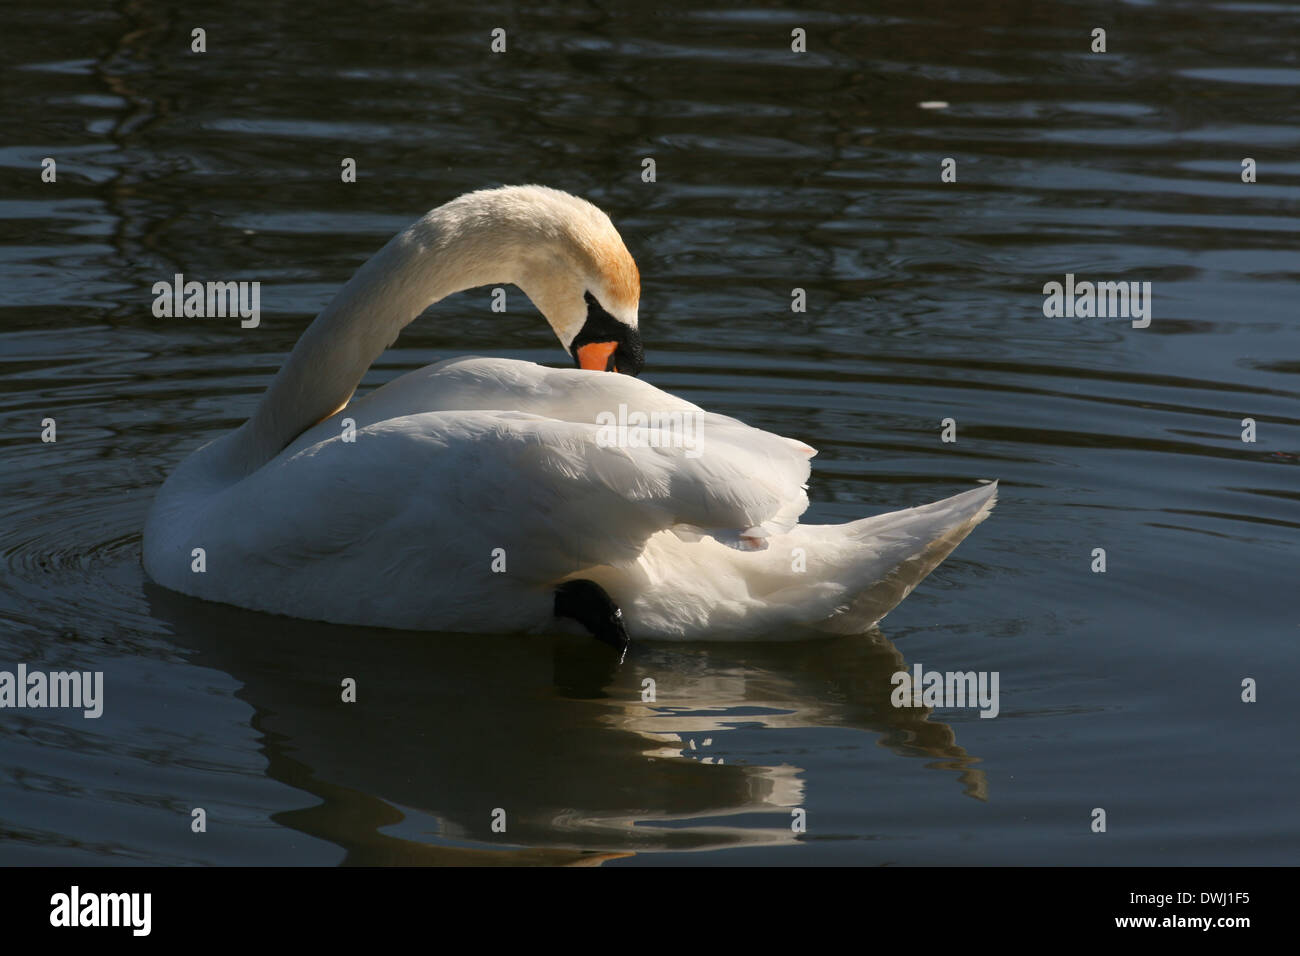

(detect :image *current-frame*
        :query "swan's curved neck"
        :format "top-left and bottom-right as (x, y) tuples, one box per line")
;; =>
(229, 210), (515, 474)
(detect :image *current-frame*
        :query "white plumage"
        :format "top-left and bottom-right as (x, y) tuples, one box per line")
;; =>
(143, 187), (995, 639)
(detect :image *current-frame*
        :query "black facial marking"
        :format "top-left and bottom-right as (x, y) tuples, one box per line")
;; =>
(570, 292), (644, 376)
(554, 579), (629, 658)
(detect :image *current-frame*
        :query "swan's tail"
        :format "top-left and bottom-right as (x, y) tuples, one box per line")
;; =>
(800, 480), (998, 634)
(614, 481), (997, 640)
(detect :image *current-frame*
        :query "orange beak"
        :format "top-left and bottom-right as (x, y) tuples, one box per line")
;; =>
(576, 341), (619, 372)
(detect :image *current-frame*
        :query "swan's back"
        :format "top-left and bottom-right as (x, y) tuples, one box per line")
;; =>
(144, 358), (823, 633)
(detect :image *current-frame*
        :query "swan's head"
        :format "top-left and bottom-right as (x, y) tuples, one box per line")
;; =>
(435, 185), (644, 375)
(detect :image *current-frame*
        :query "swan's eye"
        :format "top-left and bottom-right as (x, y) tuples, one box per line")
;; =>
(571, 292), (644, 376)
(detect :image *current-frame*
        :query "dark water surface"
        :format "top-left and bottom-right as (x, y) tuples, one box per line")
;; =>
(1, 0), (1297, 865)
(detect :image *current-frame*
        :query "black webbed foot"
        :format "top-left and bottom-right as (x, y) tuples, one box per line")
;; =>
(554, 579), (629, 661)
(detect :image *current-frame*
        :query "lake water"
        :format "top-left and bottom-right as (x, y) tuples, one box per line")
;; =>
(1, 0), (1297, 865)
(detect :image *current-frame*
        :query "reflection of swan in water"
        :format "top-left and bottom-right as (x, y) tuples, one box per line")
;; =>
(599, 636), (989, 804)
(149, 577), (987, 864)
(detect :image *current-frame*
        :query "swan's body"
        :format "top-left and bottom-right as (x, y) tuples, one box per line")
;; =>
(144, 186), (995, 641)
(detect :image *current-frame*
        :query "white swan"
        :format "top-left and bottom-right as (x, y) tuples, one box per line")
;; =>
(143, 185), (996, 645)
